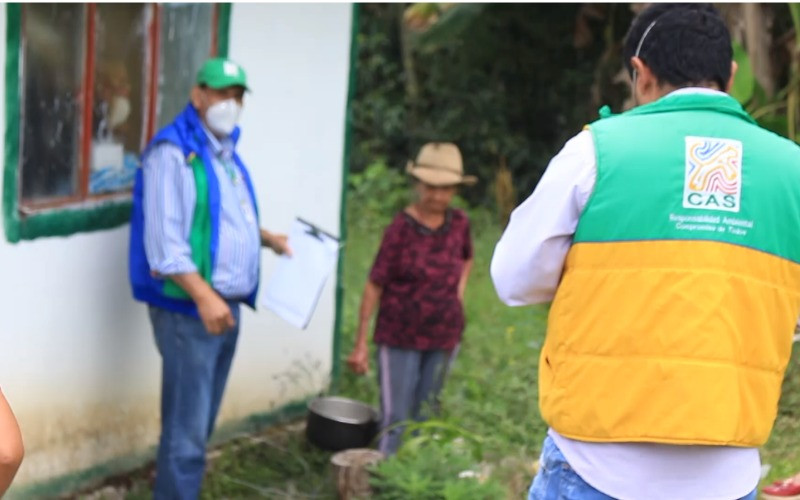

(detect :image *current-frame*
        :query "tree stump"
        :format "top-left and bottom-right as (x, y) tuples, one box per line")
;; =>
(331, 448), (384, 500)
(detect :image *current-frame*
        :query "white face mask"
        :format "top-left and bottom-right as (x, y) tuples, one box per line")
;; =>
(205, 98), (241, 136)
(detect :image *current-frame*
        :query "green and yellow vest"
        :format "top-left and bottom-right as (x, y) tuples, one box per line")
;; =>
(540, 92), (800, 447)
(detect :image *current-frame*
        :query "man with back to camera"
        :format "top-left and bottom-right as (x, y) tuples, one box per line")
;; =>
(491, 4), (800, 499)
(129, 58), (291, 499)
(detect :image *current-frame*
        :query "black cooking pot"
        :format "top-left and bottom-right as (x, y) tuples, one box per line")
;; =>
(306, 396), (380, 451)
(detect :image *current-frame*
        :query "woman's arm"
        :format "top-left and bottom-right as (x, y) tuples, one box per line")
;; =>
(0, 389), (23, 497)
(457, 258), (474, 302)
(347, 280), (383, 374)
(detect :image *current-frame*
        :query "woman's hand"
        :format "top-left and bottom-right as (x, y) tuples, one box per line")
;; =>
(347, 343), (370, 375)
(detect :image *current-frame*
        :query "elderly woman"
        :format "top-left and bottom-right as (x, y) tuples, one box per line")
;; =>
(347, 142), (476, 456)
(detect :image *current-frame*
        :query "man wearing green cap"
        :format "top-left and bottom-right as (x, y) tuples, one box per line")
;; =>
(129, 57), (290, 499)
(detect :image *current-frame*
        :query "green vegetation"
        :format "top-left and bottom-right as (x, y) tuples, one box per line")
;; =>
(762, 348), (800, 483)
(63, 2), (800, 495)
(339, 173), (546, 498)
(63, 170), (800, 499)
(351, 3), (635, 206)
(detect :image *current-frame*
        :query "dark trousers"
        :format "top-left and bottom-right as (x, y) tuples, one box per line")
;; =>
(375, 343), (459, 456)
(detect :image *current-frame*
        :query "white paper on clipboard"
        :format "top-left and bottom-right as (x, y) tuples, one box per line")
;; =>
(261, 218), (340, 329)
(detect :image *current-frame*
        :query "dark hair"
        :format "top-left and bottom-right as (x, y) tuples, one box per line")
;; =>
(623, 3), (732, 91)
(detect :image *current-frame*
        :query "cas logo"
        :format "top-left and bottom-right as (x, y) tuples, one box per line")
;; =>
(683, 136), (742, 212)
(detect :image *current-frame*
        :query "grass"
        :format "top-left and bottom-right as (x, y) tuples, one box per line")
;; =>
(761, 346), (800, 483)
(63, 199), (800, 498)
(338, 211), (548, 497)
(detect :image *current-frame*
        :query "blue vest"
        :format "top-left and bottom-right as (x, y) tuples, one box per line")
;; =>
(129, 103), (259, 316)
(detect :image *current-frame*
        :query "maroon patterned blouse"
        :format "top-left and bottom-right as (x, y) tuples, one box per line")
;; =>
(369, 208), (473, 350)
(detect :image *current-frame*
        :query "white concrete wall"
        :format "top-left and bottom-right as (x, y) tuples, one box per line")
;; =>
(0, 3), (352, 487)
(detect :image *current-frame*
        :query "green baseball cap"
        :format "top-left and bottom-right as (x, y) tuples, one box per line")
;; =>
(196, 57), (249, 90)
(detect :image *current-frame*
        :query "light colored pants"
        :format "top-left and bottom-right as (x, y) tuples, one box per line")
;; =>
(375, 344), (458, 456)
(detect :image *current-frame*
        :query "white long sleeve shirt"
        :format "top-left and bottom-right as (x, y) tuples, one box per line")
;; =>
(490, 89), (761, 500)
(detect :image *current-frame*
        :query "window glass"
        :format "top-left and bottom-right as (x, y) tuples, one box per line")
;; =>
(156, 4), (214, 129)
(20, 4), (85, 201)
(90, 3), (148, 194)
(7, 3), (226, 241)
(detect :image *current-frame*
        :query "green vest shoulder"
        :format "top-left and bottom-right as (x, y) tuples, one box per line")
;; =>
(577, 92), (800, 263)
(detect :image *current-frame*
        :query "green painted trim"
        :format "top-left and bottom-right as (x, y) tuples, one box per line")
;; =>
(231, 399), (309, 436)
(15, 202), (132, 241)
(216, 3), (232, 58)
(3, 4), (134, 243)
(8, 399), (309, 499)
(330, 4), (360, 393)
(4, 3), (21, 243)
(9, 446), (157, 500)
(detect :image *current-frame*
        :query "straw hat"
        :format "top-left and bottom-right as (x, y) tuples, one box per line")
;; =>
(405, 142), (477, 186)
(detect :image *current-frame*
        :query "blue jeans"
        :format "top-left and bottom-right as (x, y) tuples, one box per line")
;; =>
(149, 304), (241, 500)
(375, 344), (458, 456)
(528, 436), (758, 500)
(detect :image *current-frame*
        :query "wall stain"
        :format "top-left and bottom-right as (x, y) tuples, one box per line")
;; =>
(14, 354), (328, 486)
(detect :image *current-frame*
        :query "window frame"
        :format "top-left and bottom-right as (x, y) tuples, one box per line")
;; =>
(3, 2), (231, 242)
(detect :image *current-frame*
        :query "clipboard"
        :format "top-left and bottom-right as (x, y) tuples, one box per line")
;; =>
(261, 218), (340, 329)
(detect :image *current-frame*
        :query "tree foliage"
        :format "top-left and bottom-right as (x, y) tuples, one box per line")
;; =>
(351, 3), (633, 206)
(351, 3), (799, 209)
